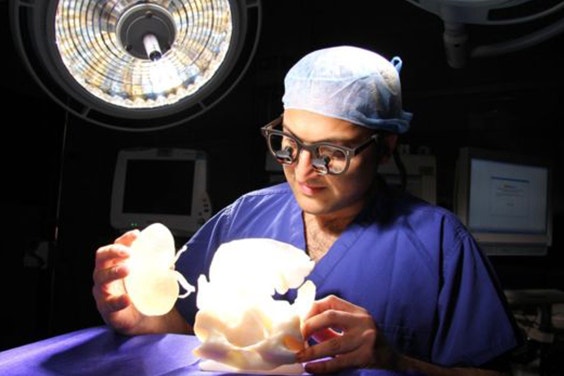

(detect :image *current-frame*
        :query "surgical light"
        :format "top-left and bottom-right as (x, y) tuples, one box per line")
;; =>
(404, 0), (564, 68)
(9, 0), (261, 131)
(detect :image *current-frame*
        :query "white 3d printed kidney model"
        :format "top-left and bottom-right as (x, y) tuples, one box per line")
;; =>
(124, 222), (195, 316)
(125, 223), (316, 374)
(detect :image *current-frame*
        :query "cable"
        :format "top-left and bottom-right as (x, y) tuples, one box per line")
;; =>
(392, 148), (408, 193)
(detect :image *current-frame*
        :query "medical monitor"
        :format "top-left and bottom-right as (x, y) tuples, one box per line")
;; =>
(110, 147), (212, 237)
(454, 147), (552, 256)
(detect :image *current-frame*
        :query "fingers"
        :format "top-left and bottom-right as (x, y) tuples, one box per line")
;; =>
(92, 233), (137, 315)
(93, 287), (131, 316)
(298, 328), (377, 373)
(94, 229), (138, 268)
(311, 327), (340, 343)
(298, 295), (379, 373)
(302, 295), (365, 338)
(305, 294), (356, 318)
(93, 243), (131, 290)
(93, 230), (139, 281)
(94, 244), (129, 268)
(91, 230), (153, 334)
(114, 229), (140, 246)
(301, 318), (373, 358)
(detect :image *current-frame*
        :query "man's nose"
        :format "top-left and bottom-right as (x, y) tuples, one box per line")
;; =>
(293, 149), (317, 178)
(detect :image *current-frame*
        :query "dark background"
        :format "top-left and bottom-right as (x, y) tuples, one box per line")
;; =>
(1, 0), (563, 350)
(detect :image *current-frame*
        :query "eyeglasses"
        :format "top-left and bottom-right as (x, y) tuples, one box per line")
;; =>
(261, 116), (379, 175)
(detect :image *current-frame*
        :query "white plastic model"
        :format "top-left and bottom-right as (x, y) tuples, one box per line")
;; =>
(124, 223), (195, 316)
(193, 238), (316, 374)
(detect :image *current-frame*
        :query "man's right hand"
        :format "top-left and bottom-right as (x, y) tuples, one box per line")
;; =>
(92, 229), (192, 335)
(92, 230), (150, 334)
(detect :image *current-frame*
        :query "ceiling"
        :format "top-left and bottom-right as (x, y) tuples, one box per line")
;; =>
(3, 0), (564, 120)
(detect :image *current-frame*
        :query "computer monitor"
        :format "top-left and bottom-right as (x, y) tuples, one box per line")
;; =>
(110, 147), (212, 237)
(454, 147), (553, 256)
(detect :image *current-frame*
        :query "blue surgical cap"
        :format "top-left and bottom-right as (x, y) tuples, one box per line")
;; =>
(282, 46), (413, 134)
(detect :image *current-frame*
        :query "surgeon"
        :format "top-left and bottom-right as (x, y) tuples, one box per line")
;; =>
(93, 45), (523, 375)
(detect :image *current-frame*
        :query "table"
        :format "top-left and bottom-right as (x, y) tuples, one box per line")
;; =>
(0, 325), (421, 376)
(504, 289), (564, 375)
(504, 289), (564, 333)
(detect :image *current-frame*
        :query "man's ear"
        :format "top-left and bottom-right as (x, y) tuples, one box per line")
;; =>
(378, 134), (398, 164)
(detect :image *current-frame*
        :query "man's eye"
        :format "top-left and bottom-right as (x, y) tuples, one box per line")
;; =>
(319, 147), (346, 160)
(329, 149), (346, 161)
(282, 138), (296, 147)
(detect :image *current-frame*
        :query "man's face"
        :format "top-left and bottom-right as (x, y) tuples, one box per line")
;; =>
(281, 109), (383, 220)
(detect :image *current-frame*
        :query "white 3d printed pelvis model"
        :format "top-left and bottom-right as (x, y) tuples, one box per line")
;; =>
(193, 238), (316, 374)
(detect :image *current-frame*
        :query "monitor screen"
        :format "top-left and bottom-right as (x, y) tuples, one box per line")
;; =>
(454, 147), (552, 256)
(110, 148), (212, 237)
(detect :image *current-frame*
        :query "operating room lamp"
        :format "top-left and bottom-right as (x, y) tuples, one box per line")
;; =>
(9, 0), (262, 131)
(404, 0), (564, 68)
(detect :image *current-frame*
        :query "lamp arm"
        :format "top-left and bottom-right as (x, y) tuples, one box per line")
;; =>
(471, 16), (564, 57)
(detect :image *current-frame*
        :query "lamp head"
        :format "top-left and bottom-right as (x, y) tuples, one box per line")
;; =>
(10, 0), (262, 131)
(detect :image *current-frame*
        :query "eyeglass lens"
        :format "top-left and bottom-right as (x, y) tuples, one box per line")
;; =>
(267, 133), (348, 174)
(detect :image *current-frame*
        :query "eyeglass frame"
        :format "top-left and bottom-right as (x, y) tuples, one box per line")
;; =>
(260, 116), (381, 176)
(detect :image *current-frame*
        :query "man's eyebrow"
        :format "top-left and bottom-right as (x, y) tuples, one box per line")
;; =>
(284, 127), (342, 144)
(282, 124), (360, 145)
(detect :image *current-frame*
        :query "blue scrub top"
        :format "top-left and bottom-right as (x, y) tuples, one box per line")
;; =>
(175, 182), (522, 368)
